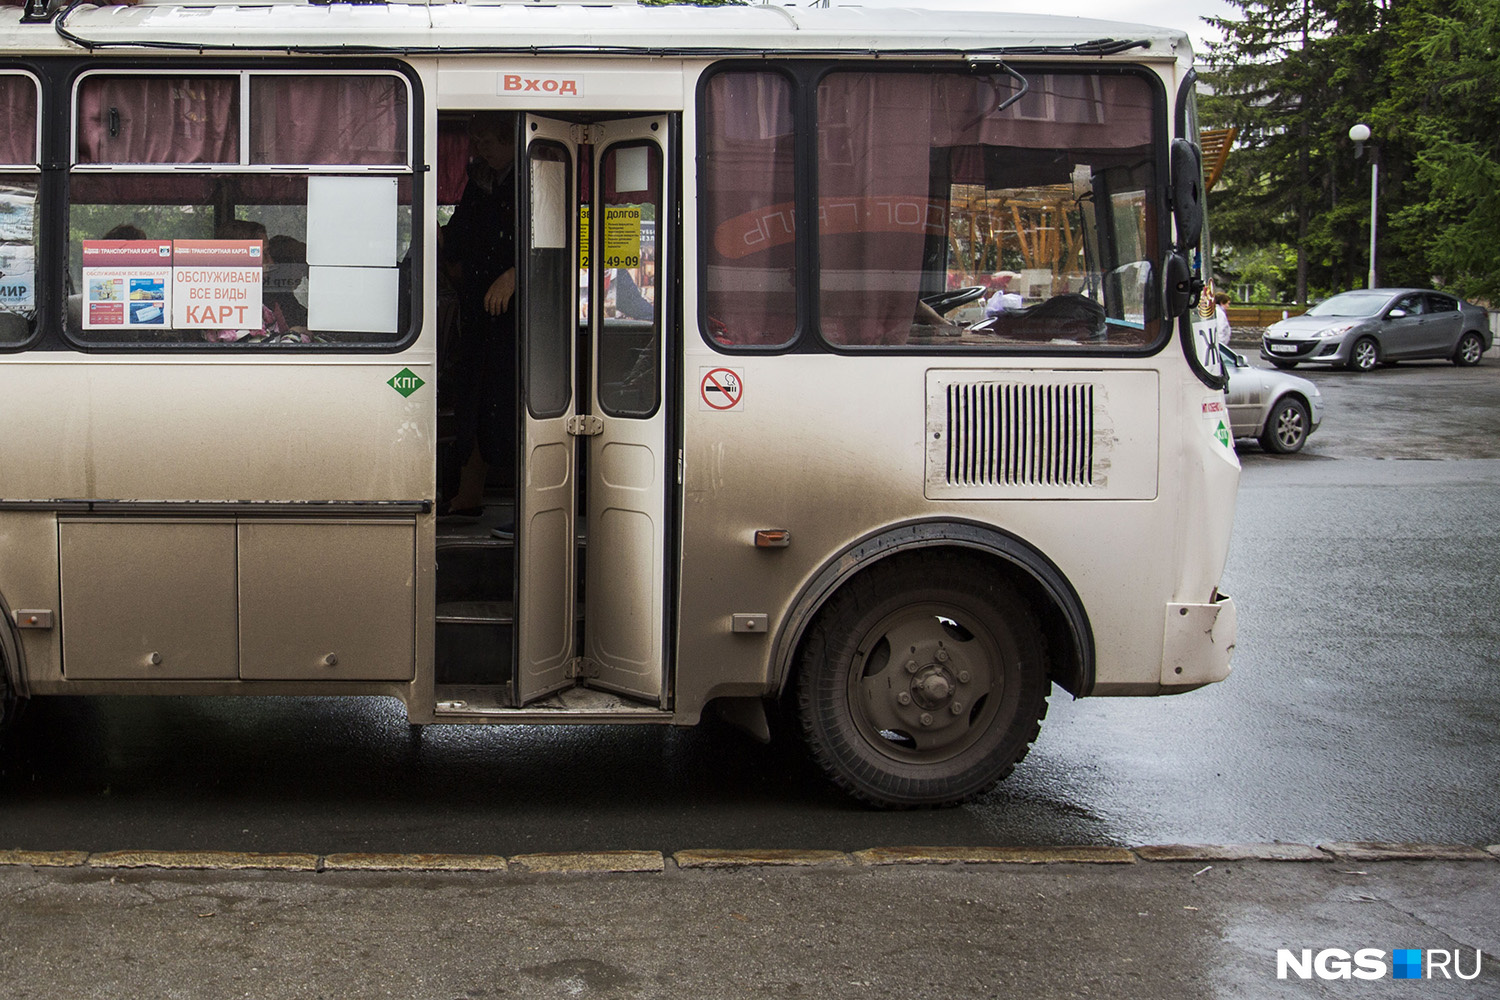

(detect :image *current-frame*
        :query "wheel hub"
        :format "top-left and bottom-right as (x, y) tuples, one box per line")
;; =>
(911, 664), (956, 710)
(887, 641), (974, 732)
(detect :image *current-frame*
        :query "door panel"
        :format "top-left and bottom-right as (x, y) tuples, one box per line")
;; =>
(1384, 293), (1426, 359)
(515, 119), (579, 704)
(1422, 294), (1463, 356)
(586, 121), (670, 705)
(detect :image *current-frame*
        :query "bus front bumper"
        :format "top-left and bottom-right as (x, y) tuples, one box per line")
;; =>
(1159, 592), (1236, 692)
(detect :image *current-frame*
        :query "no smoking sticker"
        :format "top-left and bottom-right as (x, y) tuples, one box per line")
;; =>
(699, 367), (744, 411)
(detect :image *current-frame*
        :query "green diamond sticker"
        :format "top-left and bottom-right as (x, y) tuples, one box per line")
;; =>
(1215, 420), (1231, 448)
(388, 368), (425, 398)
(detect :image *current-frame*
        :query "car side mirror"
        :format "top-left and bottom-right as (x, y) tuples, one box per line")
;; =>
(1170, 138), (1204, 251)
(1388, 308), (1407, 319)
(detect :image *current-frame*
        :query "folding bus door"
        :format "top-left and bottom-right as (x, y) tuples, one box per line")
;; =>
(514, 117), (579, 704)
(584, 119), (671, 706)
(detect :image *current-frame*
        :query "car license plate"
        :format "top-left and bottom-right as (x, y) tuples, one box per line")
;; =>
(1269, 343), (1298, 354)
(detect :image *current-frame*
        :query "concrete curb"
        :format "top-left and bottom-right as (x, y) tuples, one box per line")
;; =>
(674, 849), (851, 869)
(1, 843), (1495, 875)
(87, 850), (321, 871)
(1135, 843), (1329, 862)
(1318, 841), (1495, 862)
(853, 846), (1136, 866)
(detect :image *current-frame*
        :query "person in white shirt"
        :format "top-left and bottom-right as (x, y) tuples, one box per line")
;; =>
(1213, 291), (1233, 346)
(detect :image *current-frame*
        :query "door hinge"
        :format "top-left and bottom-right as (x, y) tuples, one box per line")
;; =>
(567, 415), (604, 437)
(570, 124), (602, 145)
(567, 657), (600, 679)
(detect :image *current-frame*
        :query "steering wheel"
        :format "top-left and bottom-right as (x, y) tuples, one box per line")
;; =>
(921, 285), (988, 316)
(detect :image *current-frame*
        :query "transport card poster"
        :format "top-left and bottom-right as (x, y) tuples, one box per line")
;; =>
(81, 240), (173, 329)
(170, 240), (263, 329)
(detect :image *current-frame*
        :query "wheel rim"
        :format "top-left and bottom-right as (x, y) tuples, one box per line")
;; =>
(845, 602), (1004, 764)
(1273, 404), (1306, 450)
(1461, 336), (1483, 364)
(1354, 340), (1377, 370)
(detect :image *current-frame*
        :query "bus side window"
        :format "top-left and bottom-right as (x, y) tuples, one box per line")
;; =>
(0, 71), (40, 347)
(699, 70), (798, 349)
(67, 71), (414, 348)
(814, 70), (1161, 350)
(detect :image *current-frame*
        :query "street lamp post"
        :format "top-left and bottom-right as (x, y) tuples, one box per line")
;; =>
(1349, 123), (1377, 289)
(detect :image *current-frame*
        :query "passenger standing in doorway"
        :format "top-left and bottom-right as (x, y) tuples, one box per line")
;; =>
(440, 112), (518, 518)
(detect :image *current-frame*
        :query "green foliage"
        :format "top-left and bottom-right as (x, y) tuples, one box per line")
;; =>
(1202, 0), (1500, 304)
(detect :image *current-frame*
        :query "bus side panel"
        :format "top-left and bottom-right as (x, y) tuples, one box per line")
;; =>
(673, 350), (1190, 719)
(0, 512), (61, 691)
(0, 355), (433, 690)
(0, 358), (431, 502)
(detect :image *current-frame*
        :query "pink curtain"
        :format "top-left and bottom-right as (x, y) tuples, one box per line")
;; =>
(816, 74), (935, 346)
(70, 172), (218, 206)
(250, 75), (407, 166)
(700, 71), (798, 347)
(77, 76), (239, 164)
(0, 74), (37, 165)
(437, 125), (471, 205)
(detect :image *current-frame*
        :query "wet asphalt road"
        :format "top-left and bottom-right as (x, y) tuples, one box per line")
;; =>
(1, 356), (1497, 855)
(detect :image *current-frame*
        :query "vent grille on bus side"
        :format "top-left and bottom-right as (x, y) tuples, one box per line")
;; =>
(943, 382), (1095, 488)
(925, 370), (1158, 500)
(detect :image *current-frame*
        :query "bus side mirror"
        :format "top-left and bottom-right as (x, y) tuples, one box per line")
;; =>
(1163, 251), (1200, 318)
(1170, 138), (1204, 251)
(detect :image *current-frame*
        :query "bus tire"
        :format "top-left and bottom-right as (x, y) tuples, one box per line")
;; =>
(0, 660), (15, 734)
(796, 553), (1048, 808)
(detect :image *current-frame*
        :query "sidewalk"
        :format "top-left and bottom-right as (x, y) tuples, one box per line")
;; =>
(2, 843), (1495, 998)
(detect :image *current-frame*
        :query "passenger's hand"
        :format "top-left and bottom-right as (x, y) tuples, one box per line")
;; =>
(484, 268), (517, 315)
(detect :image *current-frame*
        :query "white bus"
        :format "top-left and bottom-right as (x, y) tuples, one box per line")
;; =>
(0, 0), (1237, 807)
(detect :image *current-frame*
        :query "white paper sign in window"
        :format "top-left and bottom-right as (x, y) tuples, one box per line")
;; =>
(530, 157), (567, 250)
(307, 264), (399, 334)
(306, 176), (398, 268)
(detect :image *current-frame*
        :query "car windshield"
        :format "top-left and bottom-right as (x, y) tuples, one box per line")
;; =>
(1305, 291), (1389, 317)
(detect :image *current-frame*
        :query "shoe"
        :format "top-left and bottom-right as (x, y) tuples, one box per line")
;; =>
(437, 502), (484, 521)
(491, 522), (515, 540)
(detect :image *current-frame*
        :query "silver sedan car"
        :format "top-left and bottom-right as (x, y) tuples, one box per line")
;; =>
(1260, 288), (1492, 372)
(1222, 346), (1323, 453)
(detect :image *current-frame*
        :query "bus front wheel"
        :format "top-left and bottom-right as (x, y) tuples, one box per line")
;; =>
(796, 554), (1048, 808)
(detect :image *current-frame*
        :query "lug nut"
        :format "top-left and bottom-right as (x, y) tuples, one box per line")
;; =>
(951, 702), (964, 715)
(905, 660), (919, 674)
(958, 670), (971, 684)
(897, 692), (911, 705)
(920, 713), (933, 727)
(935, 649), (949, 663)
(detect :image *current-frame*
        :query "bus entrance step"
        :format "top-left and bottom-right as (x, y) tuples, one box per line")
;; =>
(435, 601), (513, 686)
(435, 539), (514, 605)
(436, 600), (514, 626)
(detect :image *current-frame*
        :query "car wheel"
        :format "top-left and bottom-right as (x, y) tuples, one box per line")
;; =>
(797, 553), (1048, 808)
(1454, 332), (1485, 367)
(1259, 396), (1311, 454)
(1269, 360), (1299, 370)
(1348, 336), (1380, 372)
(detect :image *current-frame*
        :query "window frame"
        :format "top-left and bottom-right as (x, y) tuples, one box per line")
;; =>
(60, 60), (422, 355)
(694, 62), (805, 354)
(695, 60), (1173, 359)
(70, 68), (413, 173)
(0, 68), (43, 351)
(0, 68), (42, 168)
